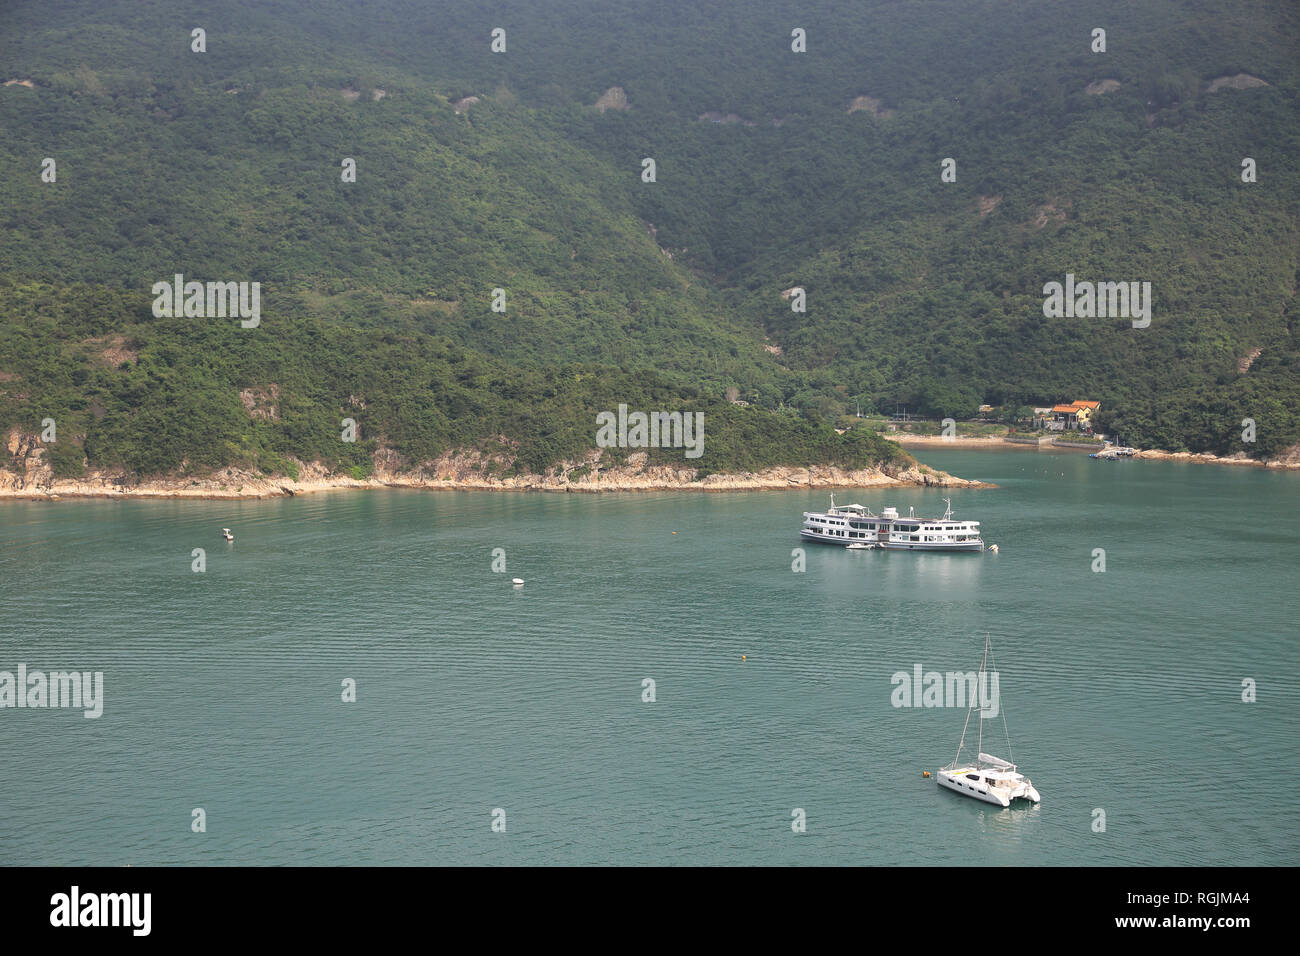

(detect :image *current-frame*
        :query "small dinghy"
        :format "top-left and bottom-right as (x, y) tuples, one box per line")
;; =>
(511, 578), (524, 588)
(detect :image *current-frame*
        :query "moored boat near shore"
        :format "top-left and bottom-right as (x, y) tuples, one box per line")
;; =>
(800, 496), (985, 551)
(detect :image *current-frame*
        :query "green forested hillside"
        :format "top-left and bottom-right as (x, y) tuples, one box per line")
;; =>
(1, 0), (1297, 477)
(0, 278), (908, 480)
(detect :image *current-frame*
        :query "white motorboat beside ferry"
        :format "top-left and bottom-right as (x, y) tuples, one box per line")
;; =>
(799, 496), (985, 552)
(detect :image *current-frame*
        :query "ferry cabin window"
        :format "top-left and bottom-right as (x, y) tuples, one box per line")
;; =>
(966, 774), (980, 781)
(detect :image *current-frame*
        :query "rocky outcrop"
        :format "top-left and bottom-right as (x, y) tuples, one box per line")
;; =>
(239, 385), (280, 421)
(1085, 79), (1121, 95)
(1133, 447), (1300, 469)
(2, 429), (52, 491)
(594, 87), (629, 112)
(1207, 74), (1269, 93)
(847, 95), (894, 118)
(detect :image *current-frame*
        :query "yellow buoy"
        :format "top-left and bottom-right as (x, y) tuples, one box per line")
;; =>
(671, 531), (677, 534)
(741, 655), (747, 661)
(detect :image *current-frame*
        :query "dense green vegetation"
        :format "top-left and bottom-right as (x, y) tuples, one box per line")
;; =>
(0, 279), (907, 480)
(1, 0), (1297, 476)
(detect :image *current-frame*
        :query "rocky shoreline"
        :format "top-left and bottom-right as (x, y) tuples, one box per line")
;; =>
(892, 432), (1300, 470)
(0, 448), (987, 501)
(1128, 448), (1300, 469)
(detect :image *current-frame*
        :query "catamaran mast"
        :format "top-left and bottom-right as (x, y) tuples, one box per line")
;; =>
(976, 633), (988, 766)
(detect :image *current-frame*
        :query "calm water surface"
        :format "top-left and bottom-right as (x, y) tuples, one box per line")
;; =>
(1, 448), (1296, 865)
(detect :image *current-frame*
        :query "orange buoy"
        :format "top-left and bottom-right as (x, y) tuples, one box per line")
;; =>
(741, 655), (747, 661)
(922, 771), (931, 778)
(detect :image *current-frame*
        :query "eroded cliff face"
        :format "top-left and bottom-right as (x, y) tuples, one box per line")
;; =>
(0, 436), (983, 499)
(2, 429), (52, 492)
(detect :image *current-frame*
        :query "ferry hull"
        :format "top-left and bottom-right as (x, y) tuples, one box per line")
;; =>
(799, 529), (856, 545)
(799, 530), (984, 552)
(881, 541), (984, 552)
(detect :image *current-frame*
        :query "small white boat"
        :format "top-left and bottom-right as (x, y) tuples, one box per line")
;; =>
(511, 578), (524, 587)
(221, 528), (234, 542)
(935, 634), (1040, 808)
(845, 542), (875, 550)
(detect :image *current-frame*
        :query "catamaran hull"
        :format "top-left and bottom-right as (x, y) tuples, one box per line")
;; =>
(936, 772), (1040, 807)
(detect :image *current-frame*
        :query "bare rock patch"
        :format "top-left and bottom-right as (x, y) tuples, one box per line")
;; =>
(240, 384), (281, 421)
(1085, 79), (1121, 95)
(847, 95), (894, 117)
(594, 86), (629, 112)
(1207, 73), (1269, 93)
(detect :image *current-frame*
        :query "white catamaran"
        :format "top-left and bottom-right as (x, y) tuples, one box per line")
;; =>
(935, 634), (1041, 807)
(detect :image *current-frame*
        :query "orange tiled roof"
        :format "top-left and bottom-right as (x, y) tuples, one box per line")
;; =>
(1073, 400), (1101, 409)
(1052, 404), (1080, 414)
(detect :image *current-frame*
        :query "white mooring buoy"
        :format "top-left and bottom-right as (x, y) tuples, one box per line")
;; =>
(511, 578), (524, 588)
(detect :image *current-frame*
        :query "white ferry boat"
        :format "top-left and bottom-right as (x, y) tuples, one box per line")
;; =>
(799, 496), (985, 552)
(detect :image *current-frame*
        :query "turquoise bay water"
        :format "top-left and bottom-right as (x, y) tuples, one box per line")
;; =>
(1, 448), (1297, 865)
